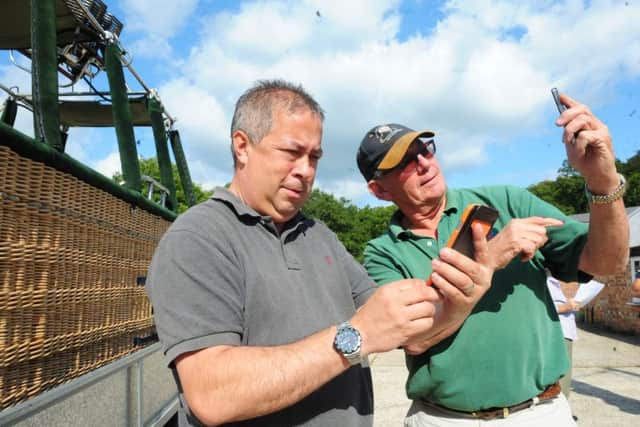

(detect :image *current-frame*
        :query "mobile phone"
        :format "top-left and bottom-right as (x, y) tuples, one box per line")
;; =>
(551, 87), (567, 114)
(426, 204), (499, 286)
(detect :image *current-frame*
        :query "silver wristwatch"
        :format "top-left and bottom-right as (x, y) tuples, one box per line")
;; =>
(333, 322), (363, 366)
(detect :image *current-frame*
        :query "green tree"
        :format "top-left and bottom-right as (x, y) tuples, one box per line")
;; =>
(302, 189), (395, 261)
(557, 159), (579, 177)
(113, 157), (213, 213)
(529, 151), (640, 214)
(618, 150), (640, 177)
(528, 175), (586, 215)
(618, 150), (640, 207)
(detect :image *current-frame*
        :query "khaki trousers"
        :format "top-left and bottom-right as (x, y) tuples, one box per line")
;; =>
(560, 338), (574, 398)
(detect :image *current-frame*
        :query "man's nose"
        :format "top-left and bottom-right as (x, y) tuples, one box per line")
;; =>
(294, 156), (316, 178)
(415, 153), (431, 173)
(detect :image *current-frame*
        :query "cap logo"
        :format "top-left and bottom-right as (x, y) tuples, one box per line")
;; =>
(373, 125), (402, 144)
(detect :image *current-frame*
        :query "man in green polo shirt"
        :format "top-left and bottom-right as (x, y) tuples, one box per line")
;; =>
(356, 91), (629, 426)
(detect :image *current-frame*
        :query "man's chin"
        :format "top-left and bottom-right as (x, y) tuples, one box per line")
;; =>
(273, 204), (303, 223)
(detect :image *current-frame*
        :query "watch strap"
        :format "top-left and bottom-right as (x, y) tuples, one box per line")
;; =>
(334, 321), (363, 366)
(585, 173), (626, 205)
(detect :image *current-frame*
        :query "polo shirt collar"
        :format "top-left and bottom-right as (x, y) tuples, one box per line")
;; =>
(212, 187), (263, 218)
(388, 188), (460, 239)
(212, 187), (308, 234)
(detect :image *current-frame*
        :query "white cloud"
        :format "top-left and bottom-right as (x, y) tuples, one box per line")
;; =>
(159, 77), (230, 182)
(204, 0), (403, 58)
(4, 1), (638, 206)
(118, 0), (198, 59)
(135, 0), (640, 203)
(188, 158), (229, 190)
(120, 0), (198, 36)
(128, 35), (174, 61)
(93, 151), (122, 178)
(0, 63), (35, 136)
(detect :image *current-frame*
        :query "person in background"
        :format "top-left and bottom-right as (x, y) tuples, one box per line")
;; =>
(356, 91), (629, 426)
(146, 79), (496, 427)
(631, 270), (640, 300)
(546, 275), (604, 397)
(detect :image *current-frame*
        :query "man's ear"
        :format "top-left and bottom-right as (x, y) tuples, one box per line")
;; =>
(232, 130), (251, 166)
(368, 179), (393, 201)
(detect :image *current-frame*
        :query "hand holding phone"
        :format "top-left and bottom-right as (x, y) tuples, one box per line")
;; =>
(551, 88), (577, 146)
(426, 204), (499, 287)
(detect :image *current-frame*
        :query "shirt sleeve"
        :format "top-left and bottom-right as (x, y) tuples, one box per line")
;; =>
(363, 240), (405, 286)
(546, 277), (567, 304)
(146, 226), (245, 365)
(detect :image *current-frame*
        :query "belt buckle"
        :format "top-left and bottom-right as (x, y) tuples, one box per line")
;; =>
(471, 410), (502, 421)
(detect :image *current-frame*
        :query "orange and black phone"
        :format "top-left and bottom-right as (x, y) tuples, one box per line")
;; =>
(426, 204), (499, 286)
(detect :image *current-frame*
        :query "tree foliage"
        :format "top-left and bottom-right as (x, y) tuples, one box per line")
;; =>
(302, 189), (395, 261)
(528, 151), (640, 214)
(113, 157), (213, 214)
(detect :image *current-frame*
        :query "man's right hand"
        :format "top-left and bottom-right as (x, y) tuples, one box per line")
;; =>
(488, 217), (564, 268)
(349, 278), (440, 357)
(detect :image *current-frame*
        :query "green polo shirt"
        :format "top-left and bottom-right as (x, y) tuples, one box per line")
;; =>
(363, 186), (589, 411)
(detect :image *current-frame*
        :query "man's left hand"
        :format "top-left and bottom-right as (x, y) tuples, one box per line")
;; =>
(555, 93), (620, 194)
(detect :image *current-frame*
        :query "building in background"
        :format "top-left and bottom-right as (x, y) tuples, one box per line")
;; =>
(571, 206), (640, 334)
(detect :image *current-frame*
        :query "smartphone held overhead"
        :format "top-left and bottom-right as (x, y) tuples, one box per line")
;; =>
(551, 87), (578, 146)
(551, 87), (567, 114)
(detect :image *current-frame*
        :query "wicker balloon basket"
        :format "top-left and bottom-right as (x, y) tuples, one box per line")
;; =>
(0, 144), (171, 410)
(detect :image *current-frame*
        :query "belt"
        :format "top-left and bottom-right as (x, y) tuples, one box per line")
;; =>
(422, 382), (561, 421)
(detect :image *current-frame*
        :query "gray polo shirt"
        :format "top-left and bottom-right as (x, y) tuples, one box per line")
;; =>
(146, 188), (376, 426)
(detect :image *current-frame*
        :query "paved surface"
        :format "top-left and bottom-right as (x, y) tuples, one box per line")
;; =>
(370, 324), (640, 426)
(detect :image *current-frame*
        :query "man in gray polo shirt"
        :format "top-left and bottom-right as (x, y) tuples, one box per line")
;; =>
(146, 79), (495, 426)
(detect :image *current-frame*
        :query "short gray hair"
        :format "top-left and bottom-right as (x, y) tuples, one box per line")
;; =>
(230, 79), (325, 166)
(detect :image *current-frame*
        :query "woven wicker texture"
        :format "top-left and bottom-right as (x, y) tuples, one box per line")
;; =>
(0, 145), (171, 410)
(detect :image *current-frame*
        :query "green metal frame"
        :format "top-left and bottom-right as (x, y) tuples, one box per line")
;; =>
(169, 130), (196, 207)
(105, 42), (142, 192)
(30, 0), (62, 151)
(148, 97), (177, 212)
(5, 0), (198, 214)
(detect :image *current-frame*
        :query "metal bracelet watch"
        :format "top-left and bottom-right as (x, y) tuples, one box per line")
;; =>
(333, 321), (363, 366)
(584, 173), (626, 205)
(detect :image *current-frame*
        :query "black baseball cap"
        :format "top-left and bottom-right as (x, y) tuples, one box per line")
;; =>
(356, 124), (435, 181)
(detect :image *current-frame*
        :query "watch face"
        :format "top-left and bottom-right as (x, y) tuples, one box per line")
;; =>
(336, 328), (360, 353)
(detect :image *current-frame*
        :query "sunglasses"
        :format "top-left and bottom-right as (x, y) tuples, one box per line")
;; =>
(373, 138), (436, 179)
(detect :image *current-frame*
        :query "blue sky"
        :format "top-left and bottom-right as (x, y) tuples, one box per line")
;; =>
(1, 0), (639, 207)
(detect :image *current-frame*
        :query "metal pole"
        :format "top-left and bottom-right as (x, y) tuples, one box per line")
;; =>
(30, 0), (62, 151)
(136, 360), (143, 427)
(148, 97), (177, 212)
(105, 42), (142, 191)
(1, 98), (18, 126)
(169, 130), (196, 207)
(58, 91), (148, 97)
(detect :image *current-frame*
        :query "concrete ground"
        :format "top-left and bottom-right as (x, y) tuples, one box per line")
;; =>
(370, 324), (640, 426)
